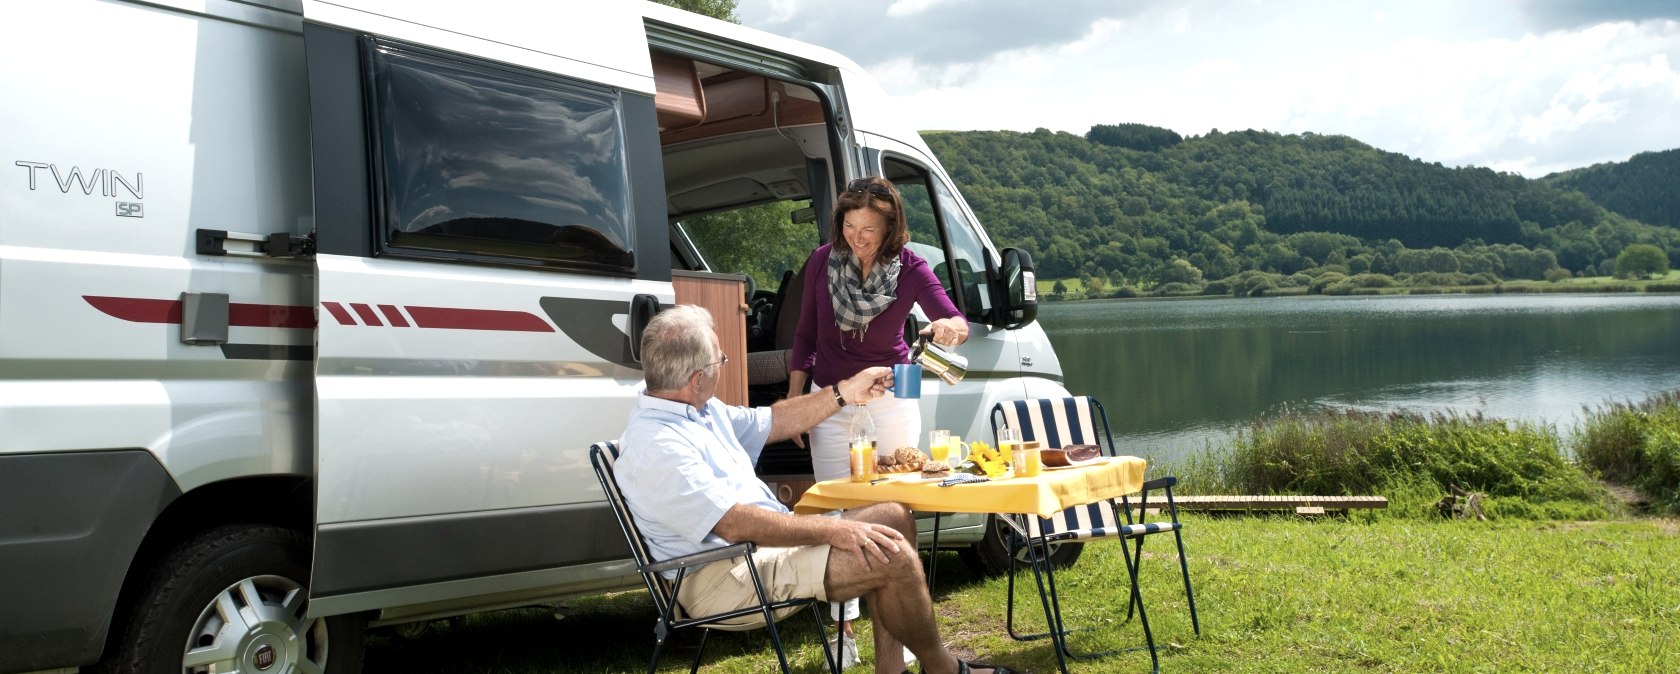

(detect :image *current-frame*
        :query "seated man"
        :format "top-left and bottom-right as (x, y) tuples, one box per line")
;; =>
(617, 305), (1010, 674)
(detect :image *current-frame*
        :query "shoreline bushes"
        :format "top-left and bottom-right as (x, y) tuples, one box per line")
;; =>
(1178, 406), (1617, 520)
(1575, 390), (1680, 514)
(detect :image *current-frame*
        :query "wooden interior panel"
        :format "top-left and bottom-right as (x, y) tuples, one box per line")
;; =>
(652, 51), (705, 131)
(660, 90), (825, 145)
(672, 271), (748, 406)
(702, 72), (769, 123)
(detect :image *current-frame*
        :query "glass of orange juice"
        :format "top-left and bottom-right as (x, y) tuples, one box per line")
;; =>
(928, 429), (951, 463)
(849, 434), (876, 482)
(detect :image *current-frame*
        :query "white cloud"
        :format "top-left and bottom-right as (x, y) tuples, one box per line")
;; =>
(738, 0), (1680, 176)
(884, 0), (962, 19)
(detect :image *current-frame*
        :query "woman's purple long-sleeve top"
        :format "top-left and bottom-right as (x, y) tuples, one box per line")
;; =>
(789, 243), (963, 388)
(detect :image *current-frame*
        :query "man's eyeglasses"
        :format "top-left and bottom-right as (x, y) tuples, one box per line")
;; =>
(847, 178), (895, 201)
(699, 353), (728, 372)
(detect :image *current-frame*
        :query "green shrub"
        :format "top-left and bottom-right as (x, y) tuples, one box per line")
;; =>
(1349, 273), (1396, 288)
(1308, 272), (1347, 294)
(1149, 282), (1198, 296)
(1187, 407), (1609, 519)
(1242, 275), (1276, 297)
(1574, 390), (1680, 514)
(1647, 282), (1680, 292)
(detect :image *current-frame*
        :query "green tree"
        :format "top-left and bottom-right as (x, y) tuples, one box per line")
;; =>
(1614, 243), (1670, 279)
(1157, 258), (1204, 285)
(682, 201), (814, 286)
(652, 0), (738, 21)
(1085, 275), (1108, 296)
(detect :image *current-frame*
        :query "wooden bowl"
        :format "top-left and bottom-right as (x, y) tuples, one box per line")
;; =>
(1038, 444), (1102, 467)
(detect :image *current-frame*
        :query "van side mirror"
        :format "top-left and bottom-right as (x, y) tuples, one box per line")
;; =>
(994, 248), (1038, 329)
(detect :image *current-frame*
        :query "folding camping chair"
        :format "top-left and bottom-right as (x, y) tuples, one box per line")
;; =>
(990, 397), (1200, 673)
(590, 441), (840, 674)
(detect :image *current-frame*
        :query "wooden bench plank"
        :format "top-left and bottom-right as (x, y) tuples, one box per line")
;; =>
(1146, 495), (1388, 512)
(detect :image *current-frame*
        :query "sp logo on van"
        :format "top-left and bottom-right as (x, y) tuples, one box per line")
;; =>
(14, 160), (144, 218)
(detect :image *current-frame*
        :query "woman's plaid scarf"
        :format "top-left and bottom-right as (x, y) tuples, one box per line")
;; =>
(827, 250), (901, 340)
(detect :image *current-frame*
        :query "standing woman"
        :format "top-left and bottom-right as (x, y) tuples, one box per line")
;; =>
(786, 176), (968, 666)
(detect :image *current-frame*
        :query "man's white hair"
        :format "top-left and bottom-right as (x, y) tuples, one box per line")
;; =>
(642, 305), (718, 393)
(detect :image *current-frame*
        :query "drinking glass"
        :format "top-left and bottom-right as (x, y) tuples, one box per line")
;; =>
(928, 429), (951, 462)
(998, 427), (1023, 477)
(849, 433), (877, 482)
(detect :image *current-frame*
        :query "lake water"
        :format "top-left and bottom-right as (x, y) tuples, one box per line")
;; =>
(1037, 293), (1680, 463)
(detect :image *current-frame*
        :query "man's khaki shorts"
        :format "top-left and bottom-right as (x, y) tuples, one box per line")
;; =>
(675, 544), (832, 629)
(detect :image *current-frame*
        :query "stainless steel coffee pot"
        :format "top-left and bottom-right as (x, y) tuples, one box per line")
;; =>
(910, 335), (968, 386)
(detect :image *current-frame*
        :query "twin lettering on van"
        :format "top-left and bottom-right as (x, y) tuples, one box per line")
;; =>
(14, 160), (144, 217)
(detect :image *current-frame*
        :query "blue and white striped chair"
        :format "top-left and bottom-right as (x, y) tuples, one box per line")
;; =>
(590, 441), (840, 674)
(990, 397), (1200, 673)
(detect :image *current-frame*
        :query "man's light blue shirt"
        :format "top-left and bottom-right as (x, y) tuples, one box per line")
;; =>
(616, 392), (781, 569)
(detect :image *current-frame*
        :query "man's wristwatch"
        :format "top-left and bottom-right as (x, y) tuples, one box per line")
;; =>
(831, 385), (847, 408)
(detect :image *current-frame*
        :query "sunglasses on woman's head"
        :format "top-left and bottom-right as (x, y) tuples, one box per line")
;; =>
(846, 178), (895, 200)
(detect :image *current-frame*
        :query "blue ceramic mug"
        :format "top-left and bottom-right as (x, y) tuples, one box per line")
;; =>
(892, 363), (922, 399)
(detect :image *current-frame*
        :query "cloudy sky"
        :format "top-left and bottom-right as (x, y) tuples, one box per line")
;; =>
(737, 0), (1680, 177)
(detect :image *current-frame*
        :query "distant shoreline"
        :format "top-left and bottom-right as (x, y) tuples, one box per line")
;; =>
(1039, 270), (1680, 302)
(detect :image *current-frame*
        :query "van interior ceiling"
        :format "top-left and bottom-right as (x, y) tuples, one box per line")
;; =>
(652, 50), (830, 223)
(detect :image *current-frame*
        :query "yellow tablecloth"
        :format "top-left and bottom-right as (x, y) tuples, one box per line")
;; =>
(794, 456), (1147, 519)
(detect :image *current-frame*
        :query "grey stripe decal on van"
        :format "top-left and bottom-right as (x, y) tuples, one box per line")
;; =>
(222, 344), (313, 361)
(538, 297), (641, 369)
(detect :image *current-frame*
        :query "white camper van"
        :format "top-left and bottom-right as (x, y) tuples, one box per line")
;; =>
(0, 1), (1074, 672)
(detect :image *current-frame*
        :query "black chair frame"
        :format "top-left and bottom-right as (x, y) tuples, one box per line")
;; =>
(590, 441), (840, 674)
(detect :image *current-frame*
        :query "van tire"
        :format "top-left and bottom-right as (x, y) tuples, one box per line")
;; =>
(960, 514), (1084, 577)
(95, 524), (364, 674)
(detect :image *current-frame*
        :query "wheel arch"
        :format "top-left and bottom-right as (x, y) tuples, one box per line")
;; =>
(97, 474), (314, 663)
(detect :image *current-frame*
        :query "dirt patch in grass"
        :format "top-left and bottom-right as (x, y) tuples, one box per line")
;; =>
(1602, 481), (1650, 510)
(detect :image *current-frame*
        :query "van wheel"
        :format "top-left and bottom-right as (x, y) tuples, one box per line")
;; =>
(96, 524), (364, 674)
(959, 514), (1084, 577)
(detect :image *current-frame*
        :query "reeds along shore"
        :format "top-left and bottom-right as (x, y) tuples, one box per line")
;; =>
(1170, 390), (1680, 519)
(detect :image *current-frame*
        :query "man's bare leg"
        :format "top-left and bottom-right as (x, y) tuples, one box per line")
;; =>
(824, 504), (1003, 674)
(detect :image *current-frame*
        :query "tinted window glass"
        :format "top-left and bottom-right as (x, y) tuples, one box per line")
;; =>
(885, 157), (990, 319)
(369, 41), (634, 272)
(931, 175), (993, 318)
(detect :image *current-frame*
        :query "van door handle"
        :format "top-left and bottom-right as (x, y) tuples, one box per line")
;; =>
(196, 228), (314, 258)
(627, 294), (661, 364)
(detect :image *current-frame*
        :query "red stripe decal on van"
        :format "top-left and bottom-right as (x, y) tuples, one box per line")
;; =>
(379, 304), (411, 328)
(85, 296), (315, 328)
(84, 296), (182, 323)
(405, 306), (555, 332)
(350, 303), (384, 327)
(322, 302), (357, 325)
(87, 295), (546, 333)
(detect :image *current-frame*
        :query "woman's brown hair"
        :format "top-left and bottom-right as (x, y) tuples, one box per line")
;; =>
(831, 176), (909, 264)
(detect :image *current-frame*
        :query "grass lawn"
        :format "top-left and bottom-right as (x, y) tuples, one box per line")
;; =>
(364, 515), (1679, 673)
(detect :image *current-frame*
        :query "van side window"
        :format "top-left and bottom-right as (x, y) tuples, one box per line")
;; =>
(886, 158), (992, 320)
(367, 40), (635, 272)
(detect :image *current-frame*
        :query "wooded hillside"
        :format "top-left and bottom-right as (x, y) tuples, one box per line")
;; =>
(1544, 148), (1680, 230)
(922, 125), (1680, 287)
